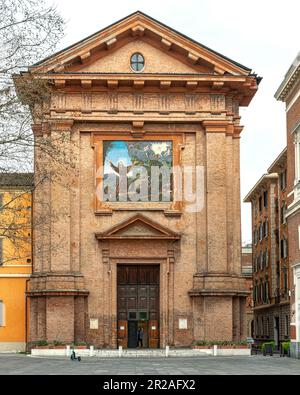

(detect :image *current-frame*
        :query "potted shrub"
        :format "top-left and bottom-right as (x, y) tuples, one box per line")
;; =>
(262, 341), (275, 356)
(280, 341), (290, 357)
(193, 341), (248, 349)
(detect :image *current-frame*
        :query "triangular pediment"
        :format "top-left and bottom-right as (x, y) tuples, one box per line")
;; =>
(95, 214), (181, 240)
(31, 11), (252, 76)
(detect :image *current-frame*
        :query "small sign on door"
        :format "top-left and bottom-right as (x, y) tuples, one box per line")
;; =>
(120, 326), (125, 330)
(151, 326), (156, 330)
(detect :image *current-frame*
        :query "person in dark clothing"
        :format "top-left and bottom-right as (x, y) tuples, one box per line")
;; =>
(137, 327), (144, 348)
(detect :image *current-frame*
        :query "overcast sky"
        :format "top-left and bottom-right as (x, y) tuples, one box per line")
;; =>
(46, 0), (300, 243)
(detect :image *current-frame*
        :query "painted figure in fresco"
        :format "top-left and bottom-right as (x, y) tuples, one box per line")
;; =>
(103, 141), (173, 202)
(109, 160), (135, 176)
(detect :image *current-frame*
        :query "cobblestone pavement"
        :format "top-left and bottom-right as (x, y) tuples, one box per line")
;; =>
(0, 354), (299, 375)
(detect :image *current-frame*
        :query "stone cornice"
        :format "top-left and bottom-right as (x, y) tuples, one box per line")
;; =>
(275, 53), (300, 102)
(27, 289), (89, 297)
(244, 173), (278, 203)
(188, 289), (250, 297)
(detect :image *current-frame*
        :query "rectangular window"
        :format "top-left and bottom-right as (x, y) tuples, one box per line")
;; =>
(0, 301), (5, 327)
(253, 287), (256, 303)
(265, 249), (269, 268)
(295, 134), (300, 184)
(281, 206), (284, 224)
(280, 170), (287, 191)
(263, 191), (268, 208)
(283, 267), (288, 292)
(283, 239), (288, 259)
(259, 196), (263, 212)
(263, 221), (268, 238)
(285, 315), (289, 336)
(259, 223), (263, 242)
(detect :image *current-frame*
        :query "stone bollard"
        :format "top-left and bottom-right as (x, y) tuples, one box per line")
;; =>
(90, 345), (94, 357)
(119, 346), (123, 358)
(66, 345), (71, 358)
(165, 345), (170, 358)
(213, 345), (218, 357)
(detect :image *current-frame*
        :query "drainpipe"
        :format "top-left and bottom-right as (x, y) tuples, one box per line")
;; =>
(25, 187), (34, 353)
(25, 278), (30, 352)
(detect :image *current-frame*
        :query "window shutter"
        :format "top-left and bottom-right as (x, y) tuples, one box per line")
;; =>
(0, 301), (4, 326)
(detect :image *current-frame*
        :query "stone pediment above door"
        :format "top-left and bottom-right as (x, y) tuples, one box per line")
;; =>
(95, 214), (181, 240)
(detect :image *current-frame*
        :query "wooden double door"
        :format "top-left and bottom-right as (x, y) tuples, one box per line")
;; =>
(117, 265), (160, 349)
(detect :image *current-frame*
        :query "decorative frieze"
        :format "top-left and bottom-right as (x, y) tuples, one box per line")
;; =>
(211, 94), (226, 112)
(160, 94), (170, 113)
(82, 93), (92, 113)
(108, 93), (118, 114)
(51, 92), (230, 117)
(133, 93), (144, 113)
(185, 94), (196, 114)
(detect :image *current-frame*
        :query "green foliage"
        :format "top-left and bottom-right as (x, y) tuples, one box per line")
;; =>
(30, 340), (48, 347)
(71, 342), (88, 347)
(281, 342), (290, 352)
(194, 341), (248, 347)
(53, 340), (65, 347)
(261, 341), (275, 352)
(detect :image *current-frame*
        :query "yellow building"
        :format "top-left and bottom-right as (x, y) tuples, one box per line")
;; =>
(0, 173), (33, 351)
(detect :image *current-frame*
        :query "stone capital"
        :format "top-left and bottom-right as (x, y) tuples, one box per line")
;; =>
(202, 120), (230, 134)
(48, 119), (74, 132)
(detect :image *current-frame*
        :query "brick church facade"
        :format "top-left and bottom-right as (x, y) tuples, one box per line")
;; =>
(17, 12), (260, 348)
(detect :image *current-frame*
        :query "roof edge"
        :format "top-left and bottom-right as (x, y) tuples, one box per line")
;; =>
(275, 52), (300, 101)
(243, 173), (278, 203)
(267, 147), (287, 173)
(31, 10), (253, 74)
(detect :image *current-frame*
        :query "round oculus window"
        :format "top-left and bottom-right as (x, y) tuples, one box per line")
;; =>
(130, 53), (145, 72)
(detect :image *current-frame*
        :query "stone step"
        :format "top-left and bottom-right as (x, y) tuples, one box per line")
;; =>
(31, 347), (250, 358)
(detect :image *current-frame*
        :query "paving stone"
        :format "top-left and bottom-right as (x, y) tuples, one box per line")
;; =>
(0, 354), (299, 375)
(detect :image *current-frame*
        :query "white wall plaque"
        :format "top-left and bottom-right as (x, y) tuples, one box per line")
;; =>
(179, 319), (188, 330)
(90, 318), (99, 330)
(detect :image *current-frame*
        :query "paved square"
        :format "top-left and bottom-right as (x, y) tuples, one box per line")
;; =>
(0, 354), (299, 375)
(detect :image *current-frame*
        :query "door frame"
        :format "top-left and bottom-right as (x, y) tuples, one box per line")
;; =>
(116, 263), (160, 349)
(113, 259), (171, 349)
